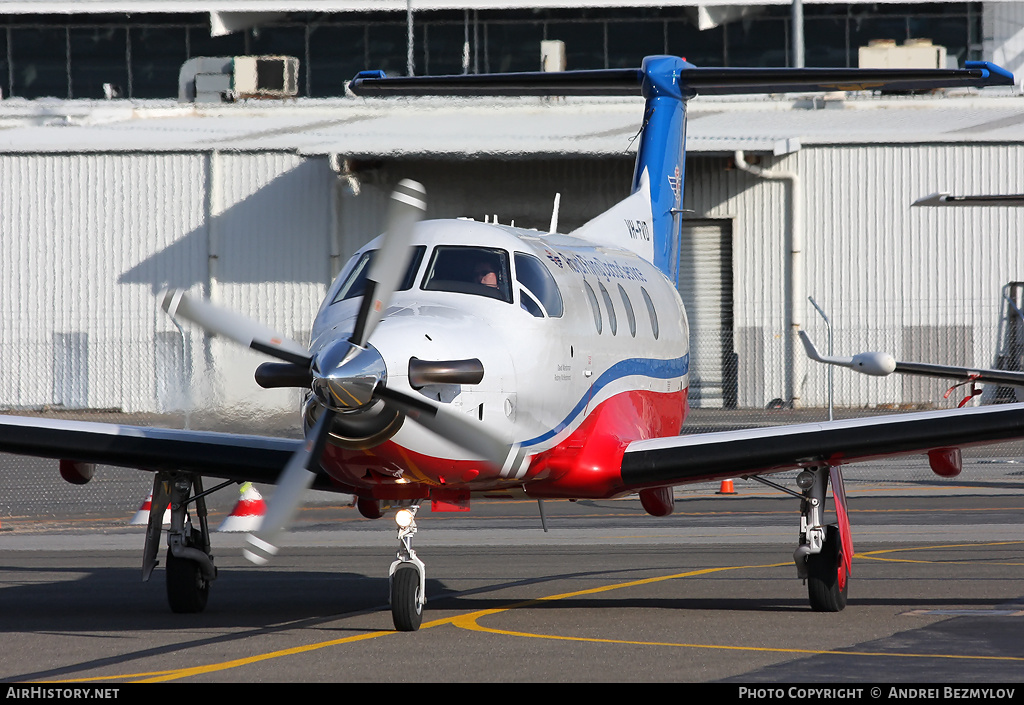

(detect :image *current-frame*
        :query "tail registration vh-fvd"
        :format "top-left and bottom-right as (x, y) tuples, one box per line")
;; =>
(1, 57), (1022, 631)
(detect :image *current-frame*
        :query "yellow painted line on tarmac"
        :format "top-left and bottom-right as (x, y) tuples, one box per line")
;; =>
(41, 563), (788, 683)
(38, 542), (1024, 682)
(452, 617), (1024, 663)
(857, 540), (1024, 565)
(449, 543), (1024, 663)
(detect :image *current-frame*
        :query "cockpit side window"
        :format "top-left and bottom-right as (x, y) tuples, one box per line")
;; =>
(332, 246), (426, 305)
(421, 246), (512, 303)
(514, 252), (564, 318)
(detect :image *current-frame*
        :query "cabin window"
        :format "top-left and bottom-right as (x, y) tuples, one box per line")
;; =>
(599, 282), (617, 336)
(583, 280), (602, 334)
(640, 286), (659, 340)
(514, 253), (564, 318)
(332, 246), (426, 304)
(618, 284), (636, 338)
(421, 246), (512, 303)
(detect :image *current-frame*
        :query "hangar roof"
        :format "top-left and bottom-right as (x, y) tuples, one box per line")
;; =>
(0, 90), (1021, 158)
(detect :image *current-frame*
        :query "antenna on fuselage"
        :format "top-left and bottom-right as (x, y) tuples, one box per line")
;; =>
(548, 193), (561, 234)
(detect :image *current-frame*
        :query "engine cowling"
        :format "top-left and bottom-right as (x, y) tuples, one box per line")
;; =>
(303, 397), (404, 450)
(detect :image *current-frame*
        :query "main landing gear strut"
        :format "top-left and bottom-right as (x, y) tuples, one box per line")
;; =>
(143, 471), (220, 613)
(751, 465), (850, 612)
(389, 502), (426, 631)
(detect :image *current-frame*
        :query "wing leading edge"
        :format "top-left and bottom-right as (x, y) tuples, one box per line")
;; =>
(620, 403), (1024, 488)
(0, 415), (324, 488)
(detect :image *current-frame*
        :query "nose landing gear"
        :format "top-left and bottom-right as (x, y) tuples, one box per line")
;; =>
(389, 503), (426, 631)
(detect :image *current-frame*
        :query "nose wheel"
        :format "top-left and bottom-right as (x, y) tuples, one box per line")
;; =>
(391, 563), (423, 631)
(389, 504), (426, 631)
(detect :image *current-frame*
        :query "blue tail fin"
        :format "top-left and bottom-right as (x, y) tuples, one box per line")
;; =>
(631, 56), (692, 285)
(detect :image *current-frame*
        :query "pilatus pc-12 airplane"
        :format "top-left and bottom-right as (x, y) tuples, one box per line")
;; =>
(1, 57), (1022, 632)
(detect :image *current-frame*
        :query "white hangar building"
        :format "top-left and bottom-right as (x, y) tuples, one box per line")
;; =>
(1, 85), (1023, 416)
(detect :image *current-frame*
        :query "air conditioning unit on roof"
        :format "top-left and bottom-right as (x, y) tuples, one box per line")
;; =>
(179, 55), (299, 103)
(858, 39), (947, 70)
(233, 56), (299, 99)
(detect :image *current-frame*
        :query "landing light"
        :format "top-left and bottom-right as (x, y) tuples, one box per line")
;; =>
(395, 509), (415, 528)
(796, 470), (816, 490)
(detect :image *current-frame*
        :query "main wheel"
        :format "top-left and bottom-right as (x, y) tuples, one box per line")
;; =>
(807, 524), (848, 612)
(166, 530), (210, 614)
(391, 564), (423, 632)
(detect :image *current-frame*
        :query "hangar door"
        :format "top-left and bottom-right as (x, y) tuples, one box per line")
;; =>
(678, 219), (737, 409)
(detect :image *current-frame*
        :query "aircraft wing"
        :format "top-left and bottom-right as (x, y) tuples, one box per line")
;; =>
(800, 330), (1024, 387)
(0, 415), (327, 488)
(619, 402), (1024, 488)
(914, 192), (1024, 207)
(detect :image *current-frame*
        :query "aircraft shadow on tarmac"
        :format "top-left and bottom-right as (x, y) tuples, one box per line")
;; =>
(0, 566), (394, 631)
(3, 562), (1022, 630)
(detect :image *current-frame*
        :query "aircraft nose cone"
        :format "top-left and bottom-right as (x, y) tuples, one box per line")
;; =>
(311, 341), (387, 411)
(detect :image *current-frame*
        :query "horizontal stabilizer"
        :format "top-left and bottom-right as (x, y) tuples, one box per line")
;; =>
(350, 61), (1013, 98)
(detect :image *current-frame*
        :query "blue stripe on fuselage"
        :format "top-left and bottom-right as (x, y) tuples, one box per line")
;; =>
(521, 353), (689, 448)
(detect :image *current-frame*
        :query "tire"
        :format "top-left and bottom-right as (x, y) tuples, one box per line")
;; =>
(807, 524), (848, 612)
(391, 564), (423, 632)
(166, 531), (210, 614)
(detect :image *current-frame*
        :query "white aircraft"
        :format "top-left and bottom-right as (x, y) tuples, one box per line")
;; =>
(1, 57), (1022, 632)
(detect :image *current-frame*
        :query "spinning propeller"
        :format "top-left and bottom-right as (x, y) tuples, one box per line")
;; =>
(162, 180), (522, 564)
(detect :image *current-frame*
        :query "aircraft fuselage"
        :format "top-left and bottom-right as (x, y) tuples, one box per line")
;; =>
(307, 218), (690, 502)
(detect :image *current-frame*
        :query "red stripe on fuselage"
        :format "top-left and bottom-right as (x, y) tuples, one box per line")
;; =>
(318, 388), (688, 501)
(524, 388), (687, 498)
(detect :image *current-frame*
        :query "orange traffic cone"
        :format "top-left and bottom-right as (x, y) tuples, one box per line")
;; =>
(130, 492), (170, 525)
(716, 478), (737, 495)
(218, 483), (266, 532)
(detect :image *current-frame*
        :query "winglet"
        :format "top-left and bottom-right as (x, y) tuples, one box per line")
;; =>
(799, 331), (896, 376)
(912, 192), (950, 207)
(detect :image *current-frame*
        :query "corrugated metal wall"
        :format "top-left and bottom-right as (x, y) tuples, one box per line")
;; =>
(0, 153), (634, 414)
(685, 143), (1024, 409)
(0, 151), (334, 413)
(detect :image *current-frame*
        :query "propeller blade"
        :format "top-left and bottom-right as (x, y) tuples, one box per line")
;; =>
(376, 385), (526, 474)
(350, 180), (427, 348)
(243, 407), (336, 565)
(162, 288), (311, 366)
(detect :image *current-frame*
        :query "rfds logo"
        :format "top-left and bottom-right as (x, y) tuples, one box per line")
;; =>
(667, 165), (682, 204)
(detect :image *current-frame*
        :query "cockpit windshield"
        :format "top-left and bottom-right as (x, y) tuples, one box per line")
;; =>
(421, 246), (512, 303)
(332, 246), (426, 304)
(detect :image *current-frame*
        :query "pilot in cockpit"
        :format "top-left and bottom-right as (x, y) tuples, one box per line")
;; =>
(473, 261), (499, 288)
